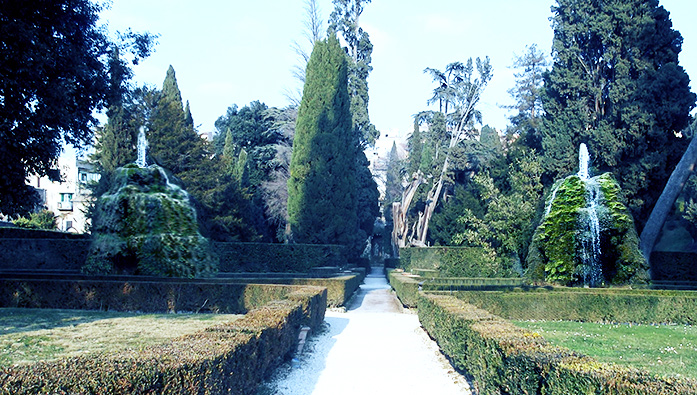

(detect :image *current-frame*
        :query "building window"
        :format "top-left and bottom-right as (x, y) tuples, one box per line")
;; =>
(59, 193), (73, 211)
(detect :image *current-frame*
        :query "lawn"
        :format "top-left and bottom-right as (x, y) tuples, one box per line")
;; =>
(512, 320), (697, 379)
(0, 308), (242, 367)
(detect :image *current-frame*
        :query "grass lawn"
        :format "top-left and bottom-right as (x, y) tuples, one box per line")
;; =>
(512, 320), (697, 379)
(0, 308), (242, 367)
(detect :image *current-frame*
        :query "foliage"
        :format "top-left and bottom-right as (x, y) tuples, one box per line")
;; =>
(400, 247), (516, 278)
(328, 0), (379, 146)
(287, 35), (365, 257)
(418, 293), (697, 395)
(215, 242), (349, 273)
(541, 0), (696, 228)
(457, 288), (697, 325)
(0, 289), (327, 395)
(507, 44), (548, 150)
(0, 1), (155, 216)
(387, 270), (420, 308)
(527, 176), (588, 284)
(85, 164), (216, 278)
(11, 210), (56, 231)
(436, 151), (543, 274)
(527, 173), (648, 285)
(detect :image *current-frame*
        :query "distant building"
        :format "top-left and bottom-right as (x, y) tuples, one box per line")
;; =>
(27, 149), (100, 233)
(365, 128), (409, 201)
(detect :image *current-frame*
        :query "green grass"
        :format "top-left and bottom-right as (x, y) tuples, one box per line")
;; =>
(512, 320), (697, 379)
(0, 308), (242, 367)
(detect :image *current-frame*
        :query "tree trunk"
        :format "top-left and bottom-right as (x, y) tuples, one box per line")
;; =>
(640, 134), (697, 264)
(391, 173), (424, 253)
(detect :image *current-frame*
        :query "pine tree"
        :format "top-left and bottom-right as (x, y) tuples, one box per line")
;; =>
(541, 0), (696, 227)
(287, 35), (363, 255)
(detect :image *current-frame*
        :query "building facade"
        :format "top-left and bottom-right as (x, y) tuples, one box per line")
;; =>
(27, 149), (99, 233)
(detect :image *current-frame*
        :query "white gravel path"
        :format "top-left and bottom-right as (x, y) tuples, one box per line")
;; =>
(257, 267), (472, 395)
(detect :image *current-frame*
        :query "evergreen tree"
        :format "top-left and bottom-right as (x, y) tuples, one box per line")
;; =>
(287, 35), (363, 255)
(328, 0), (379, 146)
(541, 0), (696, 227)
(507, 44), (548, 150)
(408, 118), (423, 176)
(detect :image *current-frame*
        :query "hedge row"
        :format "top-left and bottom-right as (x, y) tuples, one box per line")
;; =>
(422, 277), (525, 291)
(0, 287), (326, 395)
(219, 273), (364, 307)
(215, 242), (348, 272)
(651, 251), (697, 282)
(418, 293), (696, 395)
(387, 270), (420, 308)
(399, 246), (519, 277)
(453, 289), (697, 325)
(0, 276), (328, 315)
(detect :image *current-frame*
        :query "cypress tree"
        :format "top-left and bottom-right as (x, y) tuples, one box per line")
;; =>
(541, 0), (696, 227)
(287, 35), (362, 254)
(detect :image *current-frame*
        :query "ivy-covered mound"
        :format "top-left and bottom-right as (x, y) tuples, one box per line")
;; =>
(526, 173), (648, 286)
(85, 164), (216, 277)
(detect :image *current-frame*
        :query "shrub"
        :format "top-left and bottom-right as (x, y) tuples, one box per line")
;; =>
(453, 288), (697, 325)
(387, 270), (420, 308)
(400, 247), (518, 277)
(417, 293), (696, 395)
(0, 294), (325, 395)
(215, 242), (348, 272)
(0, 277), (328, 316)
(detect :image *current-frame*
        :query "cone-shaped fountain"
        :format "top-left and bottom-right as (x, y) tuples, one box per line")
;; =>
(84, 130), (215, 277)
(526, 144), (648, 286)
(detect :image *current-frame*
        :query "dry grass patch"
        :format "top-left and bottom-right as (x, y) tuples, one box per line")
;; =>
(0, 308), (242, 367)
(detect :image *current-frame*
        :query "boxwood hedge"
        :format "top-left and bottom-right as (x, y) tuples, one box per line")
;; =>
(0, 286), (326, 395)
(418, 293), (696, 395)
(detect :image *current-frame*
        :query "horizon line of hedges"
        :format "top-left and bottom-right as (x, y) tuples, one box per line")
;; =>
(418, 293), (697, 395)
(0, 276), (328, 315)
(0, 287), (326, 395)
(452, 289), (697, 325)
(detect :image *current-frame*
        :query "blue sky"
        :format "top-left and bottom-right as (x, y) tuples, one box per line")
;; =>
(101, 0), (697, 142)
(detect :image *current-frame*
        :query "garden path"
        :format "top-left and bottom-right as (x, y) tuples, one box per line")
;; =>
(257, 266), (472, 395)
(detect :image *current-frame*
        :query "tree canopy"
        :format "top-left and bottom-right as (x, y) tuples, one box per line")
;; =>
(541, 0), (696, 228)
(0, 1), (154, 216)
(287, 35), (364, 255)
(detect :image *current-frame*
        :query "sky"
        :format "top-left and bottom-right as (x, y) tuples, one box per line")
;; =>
(100, 0), (697, 147)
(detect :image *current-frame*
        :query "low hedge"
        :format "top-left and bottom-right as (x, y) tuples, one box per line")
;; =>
(0, 276), (328, 316)
(0, 290), (325, 395)
(215, 242), (348, 272)
(224, 274), (363, 307)
(422, 277), (525, 291)
(387, 270), (420, 308)
(453, 288), (697, 325)
(418, 293), (696, 395)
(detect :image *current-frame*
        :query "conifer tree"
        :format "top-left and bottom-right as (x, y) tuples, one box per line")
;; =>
(287, 35), (363, 255)
(541, 0), (696, 227)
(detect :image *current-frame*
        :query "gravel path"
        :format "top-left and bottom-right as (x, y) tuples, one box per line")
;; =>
(257, 267), (472, 395)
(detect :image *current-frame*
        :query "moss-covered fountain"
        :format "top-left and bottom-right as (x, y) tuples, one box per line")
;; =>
(526, 144), (649, 286)
(85, 129), (215, 277)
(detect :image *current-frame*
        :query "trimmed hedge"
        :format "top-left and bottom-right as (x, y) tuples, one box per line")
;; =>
(0, 276), (329, 315)
(215, 242), (348, 272)
(418, 293), (696, 395)
(651, 251), (697, 282)
(387, 270), (420, 308)
(0, 288), (326, 395)
(400, 246), (518, 277)
(219, 274), (363, 307)
(453, 289), (697, 325)
(422, 277), (525, 291)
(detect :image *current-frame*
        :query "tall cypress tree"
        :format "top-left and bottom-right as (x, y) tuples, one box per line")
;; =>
(541, 0), (695, 227)
(287, 35), (362, 255)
